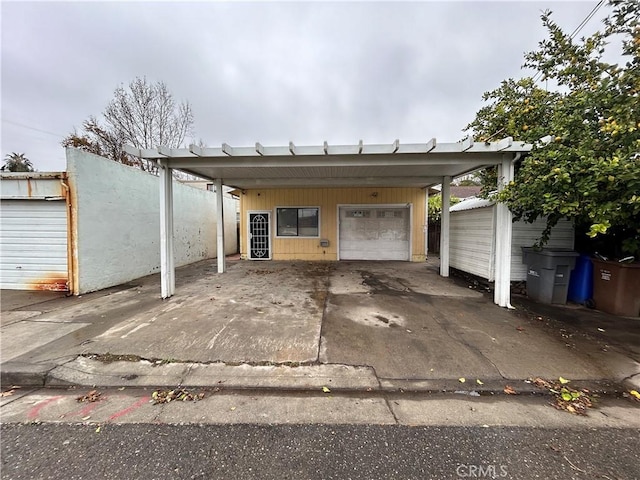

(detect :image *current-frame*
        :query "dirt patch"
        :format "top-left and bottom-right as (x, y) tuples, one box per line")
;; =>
(305, 262), (333, 277)
(83, 353), (144, 363)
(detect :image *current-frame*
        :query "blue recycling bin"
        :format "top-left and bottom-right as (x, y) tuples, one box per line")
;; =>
(568, 254), (594, 304)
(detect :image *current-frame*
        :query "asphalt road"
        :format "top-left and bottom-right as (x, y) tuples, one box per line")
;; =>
(1, 423), (638, 480)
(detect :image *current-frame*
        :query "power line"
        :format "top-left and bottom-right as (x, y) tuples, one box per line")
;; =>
(569, 0), (605, 39)
(531, 0), (606, 83)
(2, 119), (66, 138)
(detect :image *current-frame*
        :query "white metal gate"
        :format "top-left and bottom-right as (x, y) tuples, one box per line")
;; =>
(248, 211), (271, 260)
(339, 205), (410, 261)
(0, 200), (69, 291)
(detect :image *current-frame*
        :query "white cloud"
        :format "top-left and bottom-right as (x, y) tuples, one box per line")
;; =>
(1, 1), (604, 171)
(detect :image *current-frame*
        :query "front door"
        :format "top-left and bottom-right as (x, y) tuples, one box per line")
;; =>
(248, 211), (271, 260)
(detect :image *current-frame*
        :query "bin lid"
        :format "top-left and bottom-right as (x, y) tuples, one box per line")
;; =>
(521, 247), (579, 257)
(592, 258), (640, 269)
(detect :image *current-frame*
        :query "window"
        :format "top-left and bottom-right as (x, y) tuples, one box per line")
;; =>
(276, 207), (319, 237)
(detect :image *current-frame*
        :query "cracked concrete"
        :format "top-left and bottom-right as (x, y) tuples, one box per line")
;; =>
(1, 258), (639, 391)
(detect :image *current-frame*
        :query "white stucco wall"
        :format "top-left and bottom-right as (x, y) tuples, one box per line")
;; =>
(67, 149), (237, 294)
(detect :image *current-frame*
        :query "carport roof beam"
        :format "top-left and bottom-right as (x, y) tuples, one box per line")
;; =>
(125, 138), (531, 161)
(223, 176), (443, 188)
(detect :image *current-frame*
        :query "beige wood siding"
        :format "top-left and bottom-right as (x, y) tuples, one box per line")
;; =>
(240, 187), (426, 261)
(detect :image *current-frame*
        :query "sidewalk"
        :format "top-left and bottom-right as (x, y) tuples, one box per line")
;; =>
(1, 259), (639, 394)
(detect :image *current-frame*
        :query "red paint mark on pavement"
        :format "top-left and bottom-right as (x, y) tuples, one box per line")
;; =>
(27, 396), (63, 420)
(62, 400), (102, 419)
(107, 396), (150, 422)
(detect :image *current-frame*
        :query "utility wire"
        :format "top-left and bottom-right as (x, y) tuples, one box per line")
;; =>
(2, 119), (65, 138)
(569, 0), (605, 39)
(531, 0), (606, 83)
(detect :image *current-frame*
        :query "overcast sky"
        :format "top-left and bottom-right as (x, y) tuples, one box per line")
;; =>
(2, 1), (606, 172)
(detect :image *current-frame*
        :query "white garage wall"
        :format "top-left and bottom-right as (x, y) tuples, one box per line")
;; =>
(450, 207), (495, 280)
(67, 149), (237, 294)
(450, 200), (574, 282)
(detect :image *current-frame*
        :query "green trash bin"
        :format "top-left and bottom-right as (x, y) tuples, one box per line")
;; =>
(522, 247), (579, 304)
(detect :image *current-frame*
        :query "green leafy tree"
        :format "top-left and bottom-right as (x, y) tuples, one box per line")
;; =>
(466, 0), (640, 257)
(62, 77), (194, 174)
(428, 193), (460, 223)
(1, 153), (34, 172)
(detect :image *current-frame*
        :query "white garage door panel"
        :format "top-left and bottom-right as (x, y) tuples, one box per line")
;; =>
(0, 200), (68, 291)
(339, 207), (410, 261)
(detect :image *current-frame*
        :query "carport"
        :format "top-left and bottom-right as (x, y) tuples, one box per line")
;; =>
(124, 137), (531, 308)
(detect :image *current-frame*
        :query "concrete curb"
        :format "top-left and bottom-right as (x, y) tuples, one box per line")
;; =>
(1, 361), (55, 387)
(1, 357), (632, 397)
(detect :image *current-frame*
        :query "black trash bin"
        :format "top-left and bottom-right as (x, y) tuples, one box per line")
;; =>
(522, 247), (579, 304)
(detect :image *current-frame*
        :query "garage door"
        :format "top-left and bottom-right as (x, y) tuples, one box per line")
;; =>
(0, 200), (69, 291)
(339, 206), (410, 260)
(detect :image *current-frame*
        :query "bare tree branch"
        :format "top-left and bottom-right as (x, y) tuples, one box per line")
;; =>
(62, 76), (194, 175)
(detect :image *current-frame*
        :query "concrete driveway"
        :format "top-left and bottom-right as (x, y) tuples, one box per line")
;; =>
(2, 259), (639, 389)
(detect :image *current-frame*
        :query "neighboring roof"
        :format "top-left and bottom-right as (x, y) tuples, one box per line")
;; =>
(450, 185), (482, 199)
(449, 196), (495, 212)
(124, 137), (531, 190)
(0, 172), (67, 200)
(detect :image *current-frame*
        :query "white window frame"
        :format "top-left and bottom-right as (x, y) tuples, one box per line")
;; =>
(274, 206), (321, 239)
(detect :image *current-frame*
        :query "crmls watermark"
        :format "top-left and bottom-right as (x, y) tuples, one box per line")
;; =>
(456, 463), (508, 478)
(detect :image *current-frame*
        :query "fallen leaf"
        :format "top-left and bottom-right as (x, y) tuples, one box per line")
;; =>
(76, 390), (101, 403)
(597, 328), (605, 332)
(230, 406), (236, 411)
(81, 416), (91, 421)
(504, 385), (517, 395)
(322, 386), (331, 393)
(531, 377), (552, 389)
(516, 326), (525, 332)
(95, 426), (101, 433)
(151, 388), (205, 404)
(476, 379), (484, 385)
(531, 377), (593, 415)
(0, 390), (15, 398)
(630, 390), (640, 400)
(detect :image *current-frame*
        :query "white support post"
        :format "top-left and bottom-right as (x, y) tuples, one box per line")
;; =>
(159, 162), (175, 298)
(168, 171), (175, 295)
(215, 178), (226, 274)
(494, 154), (515, 308)
(440, 177), (451, 277)
(424, 188), (429, 258)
